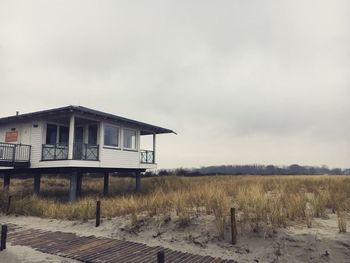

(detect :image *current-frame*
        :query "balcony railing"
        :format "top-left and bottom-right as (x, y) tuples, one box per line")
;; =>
(73, 143), (99, 161)
(140, 150), (154, 164)
(42, 144), (68, 160)
(0, 142), (31, 167)
(42, 143), (99, 161)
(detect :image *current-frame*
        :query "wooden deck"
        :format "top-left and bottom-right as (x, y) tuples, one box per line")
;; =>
(6, 224), (237, 263)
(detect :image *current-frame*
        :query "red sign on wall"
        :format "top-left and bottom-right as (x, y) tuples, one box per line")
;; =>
(5, 131), (18, 142)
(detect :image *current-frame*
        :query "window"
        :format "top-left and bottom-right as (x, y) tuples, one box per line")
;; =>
(59, 126), (69, 145)
(46, 124), (57, 144)
(104, 125), (119, 147)
(123, 129), (137, 150)
(46, 124), (69, 145)
(88, 125), (97, 145)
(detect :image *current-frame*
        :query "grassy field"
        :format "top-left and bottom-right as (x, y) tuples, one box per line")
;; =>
(1, 175), (349, 236)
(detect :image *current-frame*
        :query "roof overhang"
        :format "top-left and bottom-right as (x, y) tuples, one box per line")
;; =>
(0, 106), (176, 135)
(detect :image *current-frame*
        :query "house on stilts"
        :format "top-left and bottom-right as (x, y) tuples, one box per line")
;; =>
(0, 106), (175, 201)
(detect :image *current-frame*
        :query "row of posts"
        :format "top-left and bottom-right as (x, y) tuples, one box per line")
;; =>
(2, 172), (142, 202)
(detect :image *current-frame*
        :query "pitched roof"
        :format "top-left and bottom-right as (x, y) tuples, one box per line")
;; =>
(0, 105), (176, 135)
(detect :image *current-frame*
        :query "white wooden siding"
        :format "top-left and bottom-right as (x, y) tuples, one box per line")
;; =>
(0, 119), (157, 170)
(37, 160), (100, 168)
(100, 148), (140, 168)
(30, 121), (44, 168)
(0, 122), (32, 145)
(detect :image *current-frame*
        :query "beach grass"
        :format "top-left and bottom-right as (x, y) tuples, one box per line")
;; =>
(0, 175), (349, 234)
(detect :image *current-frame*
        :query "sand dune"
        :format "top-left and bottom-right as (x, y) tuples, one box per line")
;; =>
(1, 212), (349, 263)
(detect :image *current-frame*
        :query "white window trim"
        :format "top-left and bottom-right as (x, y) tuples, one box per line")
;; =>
(103, 124), (121, 149)
(123, 128), (138, 151)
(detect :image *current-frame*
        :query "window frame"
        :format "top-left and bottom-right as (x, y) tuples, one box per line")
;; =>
(103, 124), (121, 149)
(123, 128), (138, 151)
(45, 122), (70, 145)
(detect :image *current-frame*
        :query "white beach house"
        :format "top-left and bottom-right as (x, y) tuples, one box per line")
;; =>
(0, 106), (175, 200)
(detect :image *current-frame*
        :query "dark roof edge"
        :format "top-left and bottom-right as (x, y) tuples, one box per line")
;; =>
(0, 105), (176, 135)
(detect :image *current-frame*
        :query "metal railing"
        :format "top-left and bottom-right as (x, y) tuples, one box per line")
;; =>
(42, 143), (99, 161)
(0, 142), (31, 166)
(140, 150), (154, 164)
(42, 144), (69, 160)
(73, 143), (99, 161)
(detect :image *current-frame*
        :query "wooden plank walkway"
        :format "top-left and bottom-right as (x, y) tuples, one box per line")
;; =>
(6, 224), (237, 263)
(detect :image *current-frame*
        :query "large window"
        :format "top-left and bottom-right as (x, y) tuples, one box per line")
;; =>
(104, 125), (119, 147)
(123, 128), (137, 150)
(46, 124), (69, 145)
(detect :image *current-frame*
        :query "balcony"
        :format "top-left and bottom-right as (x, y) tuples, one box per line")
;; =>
(0, 142), (31, 167)
(140, 150), (154, 164)
(42, 143), (99, 161)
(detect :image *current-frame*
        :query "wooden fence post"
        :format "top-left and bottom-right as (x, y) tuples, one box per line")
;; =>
(157, 250), (165, 263)
(231, 208), (237, 245)
(95, 200), (101, 227)
(0, 225), (8, 251)
(6, 195), (12, 215)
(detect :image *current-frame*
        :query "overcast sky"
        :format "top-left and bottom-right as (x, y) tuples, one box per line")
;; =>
(1, 0), (349, 168)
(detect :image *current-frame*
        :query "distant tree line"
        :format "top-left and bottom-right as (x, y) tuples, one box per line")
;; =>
(144, 164), (350, 177)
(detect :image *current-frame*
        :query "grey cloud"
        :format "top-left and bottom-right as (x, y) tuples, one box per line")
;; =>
(0, 0), (349, 168)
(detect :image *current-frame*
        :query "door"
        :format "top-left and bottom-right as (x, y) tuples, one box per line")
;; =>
(73, 127), (84, 159)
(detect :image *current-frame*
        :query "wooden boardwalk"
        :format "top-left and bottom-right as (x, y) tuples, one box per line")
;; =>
(6, 225), (237, 263)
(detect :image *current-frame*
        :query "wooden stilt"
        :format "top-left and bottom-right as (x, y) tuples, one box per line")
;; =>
(76, 173), (83, 198)
(69, 172), (78, 202)
(135, 171), (141, 192)
(3, 174), (10, 190)
(33, 174), (41, 195)
(6, 196), (12, 215)
(103, 173), (109, 196)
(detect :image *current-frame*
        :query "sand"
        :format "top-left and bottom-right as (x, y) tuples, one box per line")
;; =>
(0, 244), (78, 263)
(0, 213), (349, 263)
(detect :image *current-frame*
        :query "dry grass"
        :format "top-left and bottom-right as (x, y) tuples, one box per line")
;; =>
(337, 210), (347, 233)
(1, 175), (349, 235)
